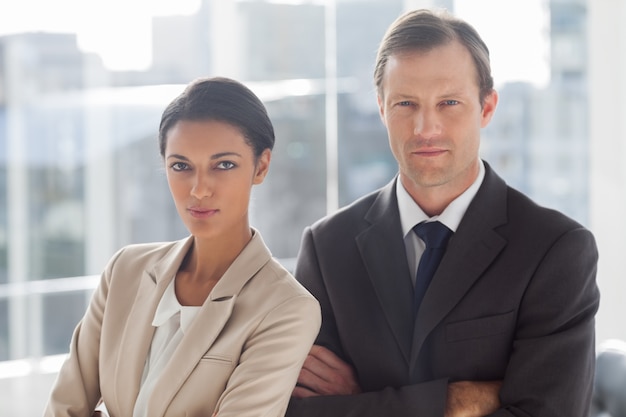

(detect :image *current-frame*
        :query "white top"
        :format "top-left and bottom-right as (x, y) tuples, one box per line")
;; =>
(397, 161), (486, 285)
(133, 278), (201, 417)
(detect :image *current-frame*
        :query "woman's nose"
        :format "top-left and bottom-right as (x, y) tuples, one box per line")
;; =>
(190, 172), (213, 199)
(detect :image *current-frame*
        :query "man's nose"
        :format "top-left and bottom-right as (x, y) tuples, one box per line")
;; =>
(413, 109), (442, 138)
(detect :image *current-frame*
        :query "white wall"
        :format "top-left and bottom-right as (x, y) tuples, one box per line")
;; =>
(589, 0), (626, 345)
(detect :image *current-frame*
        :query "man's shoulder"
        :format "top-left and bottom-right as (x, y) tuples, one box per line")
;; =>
(309, 186), (388, 233)
(482, 162), (586, 232)
(506, 185), (584, 231)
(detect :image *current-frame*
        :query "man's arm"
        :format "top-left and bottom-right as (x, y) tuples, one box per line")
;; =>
(291, 345), (500, 417)
(288, 223), (599, 417)
(286, 227), (500, 417)
(445, 381), (502, 417)
(293, 345), (362, 398)
(485, 227), (600, 417)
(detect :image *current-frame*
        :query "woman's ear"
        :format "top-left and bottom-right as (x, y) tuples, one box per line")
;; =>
(253, 149), (271, 184)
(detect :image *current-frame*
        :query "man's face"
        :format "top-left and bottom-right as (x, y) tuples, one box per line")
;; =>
(377, 40), (498, 199)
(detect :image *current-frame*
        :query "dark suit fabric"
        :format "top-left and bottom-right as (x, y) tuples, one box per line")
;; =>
(286, 163), (600, 417)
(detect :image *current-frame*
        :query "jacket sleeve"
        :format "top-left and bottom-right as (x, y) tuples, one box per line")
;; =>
(43, 249), (124, 417)
(212, 291), (321, 417)
(487, 227), (600, 417)
(285, 227), (449, 417)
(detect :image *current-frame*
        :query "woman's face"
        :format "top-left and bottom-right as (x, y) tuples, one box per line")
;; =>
(164, 119), (270, 241)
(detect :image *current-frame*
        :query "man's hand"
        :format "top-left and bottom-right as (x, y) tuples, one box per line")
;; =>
(292, 345), (362, 398)
(445, 380), (502, 417)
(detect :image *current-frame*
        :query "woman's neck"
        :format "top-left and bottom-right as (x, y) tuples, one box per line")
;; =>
(175, 226), (253, 305)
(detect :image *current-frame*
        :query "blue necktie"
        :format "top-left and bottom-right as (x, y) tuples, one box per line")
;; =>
(413, 221), (453, 314)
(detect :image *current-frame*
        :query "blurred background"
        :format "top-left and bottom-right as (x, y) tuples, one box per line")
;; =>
(0, 0), (624, 415)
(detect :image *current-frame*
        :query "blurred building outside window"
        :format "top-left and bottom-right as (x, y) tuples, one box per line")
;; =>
(1, 0), (625, 415)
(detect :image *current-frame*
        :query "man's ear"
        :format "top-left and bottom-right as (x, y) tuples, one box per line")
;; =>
(481, 89), (498, 128)
(377, 94), (387, 126)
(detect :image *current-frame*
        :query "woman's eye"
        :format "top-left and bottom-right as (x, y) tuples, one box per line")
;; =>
(398, 101), (412, 107)
(170, 162), (189, 171)
(216, 161), (236, 170)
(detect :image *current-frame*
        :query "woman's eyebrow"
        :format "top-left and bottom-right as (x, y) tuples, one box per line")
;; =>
(210, 152), (243, 160)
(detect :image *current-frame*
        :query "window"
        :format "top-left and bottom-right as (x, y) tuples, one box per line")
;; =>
(1, 0), (625, 415)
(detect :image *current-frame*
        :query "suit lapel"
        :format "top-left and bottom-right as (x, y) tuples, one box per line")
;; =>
(409, 163), (509, 370)
(146, 231), (272, 417)
(115, 237), (193, 415)
(357, 179), (414, 364)
(147, 296), (236, 417)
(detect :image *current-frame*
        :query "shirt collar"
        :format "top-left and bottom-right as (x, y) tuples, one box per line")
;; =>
(152, 278), (199, 333)
(397, 160), (485, 237)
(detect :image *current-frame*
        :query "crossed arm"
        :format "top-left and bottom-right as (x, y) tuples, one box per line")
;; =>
(287, 225), (600, 417)
(292, 345), (501, 417)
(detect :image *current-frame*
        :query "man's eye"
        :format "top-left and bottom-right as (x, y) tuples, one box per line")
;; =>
(398, 101), (412, 106)
(217, 161), (236, 170)
(442, 100), (459, 106)
(170, 162), (189, 171)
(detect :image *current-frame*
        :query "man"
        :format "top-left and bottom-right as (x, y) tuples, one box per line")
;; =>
(286, 8), (600, 417)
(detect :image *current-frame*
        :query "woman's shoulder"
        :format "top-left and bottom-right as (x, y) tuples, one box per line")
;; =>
(116, 239), (182, 256)
(238, 258), (320, 335)
(112, 239), (179, 260)
(251, 257), (320, 309)
(105, 237), (190, 275)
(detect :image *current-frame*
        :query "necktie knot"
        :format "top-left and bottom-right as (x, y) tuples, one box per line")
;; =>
(413, 221), (453, 249)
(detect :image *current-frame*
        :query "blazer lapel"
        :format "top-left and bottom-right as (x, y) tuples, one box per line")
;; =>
(146, 231), (272, 417)
(409, 163), (509, 371)
(114, 237), (193, 415)
(357, 179), (414, 364)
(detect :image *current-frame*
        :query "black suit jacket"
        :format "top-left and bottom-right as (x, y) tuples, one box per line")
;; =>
(287, 162), (600, 417)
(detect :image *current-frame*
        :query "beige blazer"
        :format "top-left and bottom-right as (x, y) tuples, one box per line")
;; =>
(44, 231), (321, 417)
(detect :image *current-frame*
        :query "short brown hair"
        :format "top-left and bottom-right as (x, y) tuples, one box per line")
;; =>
(374, 9), (494, 104)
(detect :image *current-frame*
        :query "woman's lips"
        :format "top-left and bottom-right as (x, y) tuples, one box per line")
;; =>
(187, 207), (218, 219)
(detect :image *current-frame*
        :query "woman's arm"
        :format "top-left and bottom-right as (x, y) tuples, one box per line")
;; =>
(43, 250), (123, 417)
(212, 294), (321, 417)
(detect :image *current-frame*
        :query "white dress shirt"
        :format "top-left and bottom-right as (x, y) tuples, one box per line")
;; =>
(133, 278), (201, 417)
(397, 161), (486, 285)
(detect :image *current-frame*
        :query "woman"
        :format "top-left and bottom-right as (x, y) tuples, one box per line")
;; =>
(44, 77), (321, 417)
